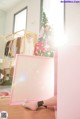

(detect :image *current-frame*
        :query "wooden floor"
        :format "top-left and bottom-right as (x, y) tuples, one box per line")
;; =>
(0, 97), (55, 119)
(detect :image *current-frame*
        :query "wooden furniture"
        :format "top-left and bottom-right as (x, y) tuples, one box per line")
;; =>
(0, 97), (55, 119)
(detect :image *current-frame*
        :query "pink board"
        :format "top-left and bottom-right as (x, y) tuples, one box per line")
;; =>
(11, 55), (54, 105)
(57, 46), (80, 119)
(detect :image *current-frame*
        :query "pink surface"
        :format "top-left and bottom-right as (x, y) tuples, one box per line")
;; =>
(54, 49), (58, 96)
(11, 55), (54, 105)
(57, 46), (80, 119)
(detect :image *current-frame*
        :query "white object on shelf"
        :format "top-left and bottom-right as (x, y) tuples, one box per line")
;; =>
(0, 58), (3, 63)
(0, 74), (4, 80)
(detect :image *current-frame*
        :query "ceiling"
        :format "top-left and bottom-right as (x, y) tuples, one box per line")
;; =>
(0, 0), (23, 12)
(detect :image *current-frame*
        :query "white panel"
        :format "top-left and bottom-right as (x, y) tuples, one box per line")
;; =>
(11, 55), (54, 105)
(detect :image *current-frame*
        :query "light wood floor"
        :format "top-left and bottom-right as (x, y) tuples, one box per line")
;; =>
(0, 97), (55, 119)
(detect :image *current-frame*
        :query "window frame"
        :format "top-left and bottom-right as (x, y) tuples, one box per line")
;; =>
(40, 0), (43, 30)
(13, 6), (28, 33)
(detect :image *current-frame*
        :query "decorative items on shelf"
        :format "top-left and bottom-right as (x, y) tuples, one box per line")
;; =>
(34, 40), (53, 57)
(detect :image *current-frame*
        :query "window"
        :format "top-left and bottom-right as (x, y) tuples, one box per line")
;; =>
(13, 7), (27, 33)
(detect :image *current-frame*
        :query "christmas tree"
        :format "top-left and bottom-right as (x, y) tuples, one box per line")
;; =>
(41, 12), (48, 27)
(34, 12), (54, 57)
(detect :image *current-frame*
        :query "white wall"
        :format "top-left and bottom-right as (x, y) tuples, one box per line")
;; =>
(5, 0), (41, 35)
(65, 3), (80, 46)
(0, 10), (6, 35)
(57, 3), (80, 119)
(0, 10), (7, 58)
